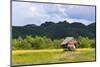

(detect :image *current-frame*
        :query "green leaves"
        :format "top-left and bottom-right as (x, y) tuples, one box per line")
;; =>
(79, 36), (95, 48)
(12, 36), (63, 50)
(12, 22), (95, 39)
(12, 36), (95, 50)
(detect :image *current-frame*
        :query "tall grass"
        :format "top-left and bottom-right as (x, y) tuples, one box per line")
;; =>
(12, 48), (95, 66)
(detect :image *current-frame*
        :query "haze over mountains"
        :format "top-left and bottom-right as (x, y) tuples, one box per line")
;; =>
(12, 20), (96, 39)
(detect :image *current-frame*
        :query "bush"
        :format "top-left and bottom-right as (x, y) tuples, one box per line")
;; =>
(12, 36), (95, 50)
(53, 39), (63, 49)
(79, 36), (95, 48)
(12, 36), (63, 50)
(90, 39), (95, 48)
(12, 37), (32, 50)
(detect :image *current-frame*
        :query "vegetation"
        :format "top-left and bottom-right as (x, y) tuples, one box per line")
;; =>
(12, 48), (95, 66)
(79, 36), (95, 48)
(12, 21), (96, 66)
(12, 36), (63, 50)
(12, 36), (95, 50)
(12, 21), (96, 39)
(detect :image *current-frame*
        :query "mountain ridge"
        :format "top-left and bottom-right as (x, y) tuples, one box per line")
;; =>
(12, 21), (96, 39)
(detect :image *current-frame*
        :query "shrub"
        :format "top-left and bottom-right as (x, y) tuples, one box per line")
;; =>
(79, 36), (95, 48)
(12, 36), (95, 50)
(12, 36), (63, 50)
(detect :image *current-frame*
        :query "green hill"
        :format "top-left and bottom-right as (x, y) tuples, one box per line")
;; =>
(12, 20), (96, 39)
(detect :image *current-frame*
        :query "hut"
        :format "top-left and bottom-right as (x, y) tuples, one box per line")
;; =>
(61, 37), (79, 51)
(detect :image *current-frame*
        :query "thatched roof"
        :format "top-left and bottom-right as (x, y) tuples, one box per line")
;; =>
(61, 37), (75, 45)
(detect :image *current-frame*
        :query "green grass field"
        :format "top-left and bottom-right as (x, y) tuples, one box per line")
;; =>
(12, 48), (95, 66)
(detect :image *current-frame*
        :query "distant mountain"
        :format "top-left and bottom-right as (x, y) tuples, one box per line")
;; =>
(12, 21), (96, 39)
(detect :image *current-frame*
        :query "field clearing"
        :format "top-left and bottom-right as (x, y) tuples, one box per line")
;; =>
(12, 48), (96, 66)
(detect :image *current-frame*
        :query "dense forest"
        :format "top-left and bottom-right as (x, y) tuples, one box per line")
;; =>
(12, 20), (96, 39)
(12, 20), (96, 49)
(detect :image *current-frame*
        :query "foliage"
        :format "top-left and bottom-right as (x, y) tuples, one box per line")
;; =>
(12, 36), (63, 50)
(12, 37), (32, 50)
(79, 36), (95, 48)
(12, 35), (95, 50)
(12, 21), (95, 39)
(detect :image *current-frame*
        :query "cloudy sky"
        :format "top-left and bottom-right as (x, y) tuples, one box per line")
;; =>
(12, 1), (95, 26)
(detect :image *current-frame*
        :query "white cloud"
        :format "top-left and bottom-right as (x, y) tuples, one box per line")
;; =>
(28, 6), (46, 16)
(12, 1), (95, 26)
(67, 18), (94, 25)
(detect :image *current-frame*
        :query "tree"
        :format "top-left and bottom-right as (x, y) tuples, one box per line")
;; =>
(79, 36), (95, 48)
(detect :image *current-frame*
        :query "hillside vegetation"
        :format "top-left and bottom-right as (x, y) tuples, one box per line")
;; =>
(12, 21), (96, 39)
(12, 21), (96, 66)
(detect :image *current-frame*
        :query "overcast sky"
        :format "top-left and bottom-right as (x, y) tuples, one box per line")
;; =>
(12, 1), (95, 26)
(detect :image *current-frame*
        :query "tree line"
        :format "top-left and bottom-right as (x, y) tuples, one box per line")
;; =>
(12, 36), (95, 50)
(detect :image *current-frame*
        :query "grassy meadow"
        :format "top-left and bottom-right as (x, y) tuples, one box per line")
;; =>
(12, 48), (95, 66)
(12, 36), (96, 66)
(12, 1), (96, 66)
